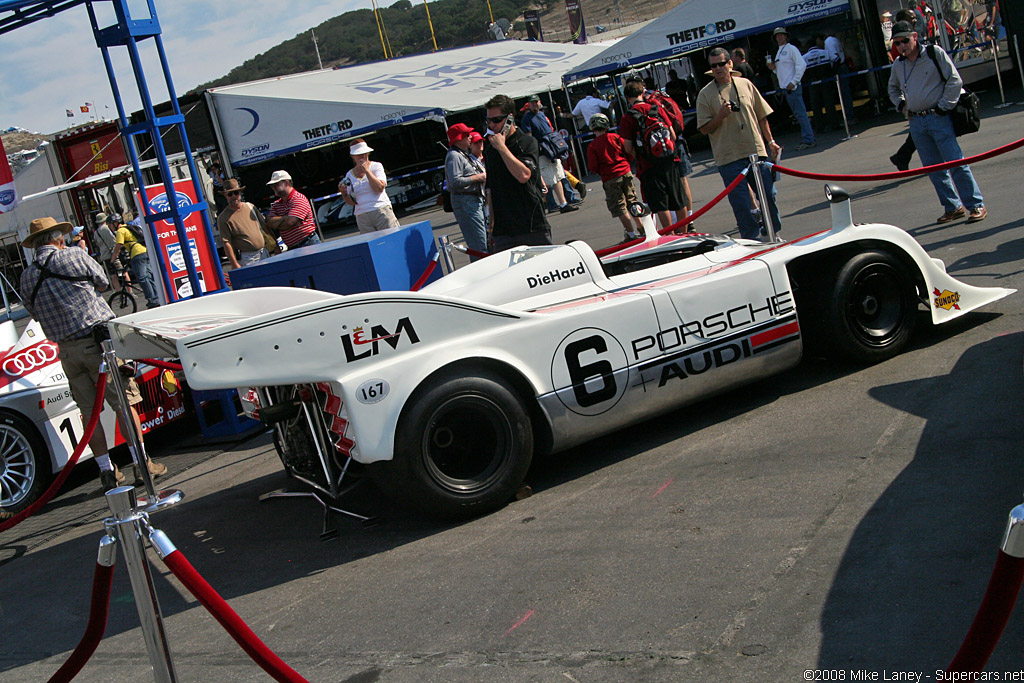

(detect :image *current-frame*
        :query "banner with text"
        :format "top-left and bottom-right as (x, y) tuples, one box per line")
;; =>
(524, 10), (544, 41)
(0, 137), (16, 215)
(565, 0), (587, 44)
(136, 179), (219, 302)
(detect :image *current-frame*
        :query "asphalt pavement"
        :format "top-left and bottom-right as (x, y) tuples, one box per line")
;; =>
(2, 86), (1024, 682)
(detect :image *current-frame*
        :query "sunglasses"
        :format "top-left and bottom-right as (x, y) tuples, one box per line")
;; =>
(226, 190), (241, 196)
(894, 37), (911, 45)
(486, 115), (508, 124)
(710, 61), (730, 68)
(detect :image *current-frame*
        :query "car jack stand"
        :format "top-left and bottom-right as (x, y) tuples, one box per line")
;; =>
(260, 480), (377, 541)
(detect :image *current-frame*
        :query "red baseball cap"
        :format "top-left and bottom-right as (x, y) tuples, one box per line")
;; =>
(446, 123), (475, 145)
(469, 131), (484, 144)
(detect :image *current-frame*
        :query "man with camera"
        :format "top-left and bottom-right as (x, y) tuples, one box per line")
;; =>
(20, 217), (166, 492)
(696, 47), (783, 240)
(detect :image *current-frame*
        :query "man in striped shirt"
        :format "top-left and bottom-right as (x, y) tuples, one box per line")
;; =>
(265, 170), (320, 249)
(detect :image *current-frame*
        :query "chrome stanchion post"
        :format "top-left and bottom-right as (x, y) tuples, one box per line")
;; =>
(993, 39), (1010, 108)
(104, 486), (178, 683)
(1001, 503), (1024, 558)
(748, 154), (776, 243)
(100, 340), (183, 514)
(437, 234), (456, 274)
(835, 74), (857, 140)
(1015, 35), (1024, 96)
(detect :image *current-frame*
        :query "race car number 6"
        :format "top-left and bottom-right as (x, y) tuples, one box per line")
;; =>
(551, 327), (628, 416)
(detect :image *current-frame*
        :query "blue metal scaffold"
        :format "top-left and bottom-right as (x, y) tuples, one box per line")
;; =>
(0, 0), (226, 299)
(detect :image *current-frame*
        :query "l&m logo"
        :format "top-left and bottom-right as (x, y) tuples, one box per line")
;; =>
(340, 317), (420, 363)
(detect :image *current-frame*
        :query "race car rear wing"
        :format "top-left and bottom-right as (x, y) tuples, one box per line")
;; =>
(108, 287), (341, 360)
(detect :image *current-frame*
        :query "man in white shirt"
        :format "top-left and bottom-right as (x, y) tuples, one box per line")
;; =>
(825, 31), (854, 120)
(768, 26), (816, 150)
(571, 88), (612, 131)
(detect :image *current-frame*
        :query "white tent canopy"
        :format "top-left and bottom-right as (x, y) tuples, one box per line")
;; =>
(562, 0), (850, 83)
(209, 41), (614, 167)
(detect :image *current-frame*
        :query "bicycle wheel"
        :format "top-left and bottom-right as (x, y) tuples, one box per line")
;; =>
(107, 288), (137, 315)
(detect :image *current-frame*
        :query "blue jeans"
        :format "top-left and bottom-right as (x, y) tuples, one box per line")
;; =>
(451, 193), (487, 259)
(908, 113), (983, 213)
(785, 85), (815, 144)
(718, 158), (782, 241)
(130, 252), (160, 306)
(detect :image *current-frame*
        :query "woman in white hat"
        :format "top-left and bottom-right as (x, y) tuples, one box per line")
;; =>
(339, 138), (401, 233)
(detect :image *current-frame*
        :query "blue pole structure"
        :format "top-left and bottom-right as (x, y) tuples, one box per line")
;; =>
(87, 0), (224, 301)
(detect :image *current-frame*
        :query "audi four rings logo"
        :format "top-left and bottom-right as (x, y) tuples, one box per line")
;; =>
(2, 342), (59, 377)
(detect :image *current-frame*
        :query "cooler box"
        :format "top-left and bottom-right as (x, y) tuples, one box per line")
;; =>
(229, 220), (441, 294)
(194, 220), (440, 439)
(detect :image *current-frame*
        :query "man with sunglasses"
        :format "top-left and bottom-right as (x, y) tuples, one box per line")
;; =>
(887, 21), (987, 224)
(696, 47), (783, 241)
(482, 94), (552, 251)
(217, 178), (270, 269)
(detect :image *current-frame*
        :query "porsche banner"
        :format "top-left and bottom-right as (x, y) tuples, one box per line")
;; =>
(565, 0), (587, 44)
(0, 137), (16, 215)
(524, 9), (544, 41)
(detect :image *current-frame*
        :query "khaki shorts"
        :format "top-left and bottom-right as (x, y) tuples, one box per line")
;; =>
(58, 336), (142, 419)
(539, 156), (566, 188)
(603, 173), (639, 217)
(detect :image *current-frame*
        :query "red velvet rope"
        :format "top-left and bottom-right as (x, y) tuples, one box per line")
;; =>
(47, 562), (115, 683)
(594, 169), (749, 258)
(463, 246), (490, 259)
(140, 358), (183, 372)
(947, 550), (1024, 671)
(775, 135), (1024, 182)
(0, 370), (107, 534)
(410, 254), (440, 292)
(161, 549), (309, 683)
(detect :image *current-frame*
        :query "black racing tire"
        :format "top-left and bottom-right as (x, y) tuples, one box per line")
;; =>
(371, 369), (533, 518)
(0, 411), (52, 519)
(825, 250), (917, 364)
(107, 288), (137, 316)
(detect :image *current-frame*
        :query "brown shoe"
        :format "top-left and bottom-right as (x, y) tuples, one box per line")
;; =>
(936, 206), (967, 224)
(966, 206), (988, 223)
(148, 460), (168, 478)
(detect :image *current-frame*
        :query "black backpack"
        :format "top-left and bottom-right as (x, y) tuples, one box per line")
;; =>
(923, 44), (981, 136)
(629, 102), (676, 159)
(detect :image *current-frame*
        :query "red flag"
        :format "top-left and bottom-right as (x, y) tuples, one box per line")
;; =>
(80, 105), (89, 113)
(0, 137), (17, 214)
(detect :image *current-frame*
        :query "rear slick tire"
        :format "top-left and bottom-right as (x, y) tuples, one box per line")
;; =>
(373, 370), (533, 519)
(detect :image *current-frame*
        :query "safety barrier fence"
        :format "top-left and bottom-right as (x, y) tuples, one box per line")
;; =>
(0, 367), (107, 534)
(947, 504), (1024, 671)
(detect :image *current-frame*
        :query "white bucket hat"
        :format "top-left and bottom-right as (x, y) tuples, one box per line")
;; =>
(266, 170), (292, 185)
(349, 141), (374, 156)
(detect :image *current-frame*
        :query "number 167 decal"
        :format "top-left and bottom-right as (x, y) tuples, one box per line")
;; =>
(551, 327), (628, 416)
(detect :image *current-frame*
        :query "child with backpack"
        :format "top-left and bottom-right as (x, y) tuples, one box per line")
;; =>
(585, 113), (645, 243)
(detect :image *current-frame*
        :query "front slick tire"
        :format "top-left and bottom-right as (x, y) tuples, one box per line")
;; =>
(827, 250), (917, 363)
(376, 369), (533, 519)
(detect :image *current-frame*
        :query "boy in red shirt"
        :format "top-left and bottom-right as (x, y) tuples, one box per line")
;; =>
(585, 113), (645, 242)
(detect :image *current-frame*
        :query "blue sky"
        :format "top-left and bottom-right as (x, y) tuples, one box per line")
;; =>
(0, 0), (362, 135)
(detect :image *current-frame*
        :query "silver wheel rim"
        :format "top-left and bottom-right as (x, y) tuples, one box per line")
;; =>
(0, 425), (36, 507)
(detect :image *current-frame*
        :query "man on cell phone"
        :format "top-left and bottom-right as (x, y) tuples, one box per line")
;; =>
(483, 94), (552, 252)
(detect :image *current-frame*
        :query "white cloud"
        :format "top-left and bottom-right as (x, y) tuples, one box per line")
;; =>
(0, 0), (362, 135)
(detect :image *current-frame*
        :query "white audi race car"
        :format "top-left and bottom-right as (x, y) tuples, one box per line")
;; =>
(108, 187), (1013, 518)
(0, 317), (187, 518)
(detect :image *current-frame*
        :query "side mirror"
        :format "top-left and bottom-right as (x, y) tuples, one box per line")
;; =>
(825, 184), (853, 231)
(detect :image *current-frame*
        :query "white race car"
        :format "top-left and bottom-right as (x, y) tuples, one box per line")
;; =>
(108, 187), (1013, 518)
(0, 317), (187, 518)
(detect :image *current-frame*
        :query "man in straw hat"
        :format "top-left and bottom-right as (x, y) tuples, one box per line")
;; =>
(217, 178), (272, 269)
(19, 217), (167, 492)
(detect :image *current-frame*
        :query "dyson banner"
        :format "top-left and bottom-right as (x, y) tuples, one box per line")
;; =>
(524, 9), (544, 42)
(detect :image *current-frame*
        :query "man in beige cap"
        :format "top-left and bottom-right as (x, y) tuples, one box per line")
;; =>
(19, 217), (167, 491)
(217, 178), (271, 269)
